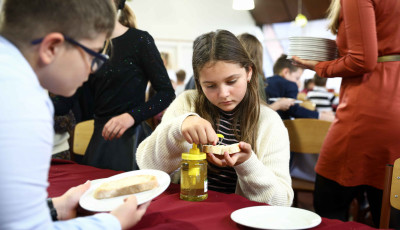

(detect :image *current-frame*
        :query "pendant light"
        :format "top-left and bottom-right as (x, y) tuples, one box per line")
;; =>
(295, 0), (308, 27)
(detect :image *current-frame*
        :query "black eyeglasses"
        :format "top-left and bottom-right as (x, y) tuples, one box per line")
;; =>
(31, 35), (109, 73)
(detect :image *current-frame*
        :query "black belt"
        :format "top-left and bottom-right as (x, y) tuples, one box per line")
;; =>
(378, 55), (400, 62)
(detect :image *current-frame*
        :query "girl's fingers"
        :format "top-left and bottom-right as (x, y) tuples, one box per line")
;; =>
(207, 153), (227, 167)
(198, 128), (208, 145)
(205, 127), (217, 145)
(239, 142), (252, 154)
(189, 129), (200, 144)
(183, 132), (193, 144)
(224, 152), (236, 167)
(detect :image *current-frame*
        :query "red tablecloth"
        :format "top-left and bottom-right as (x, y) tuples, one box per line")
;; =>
(48, 159), (381, 230)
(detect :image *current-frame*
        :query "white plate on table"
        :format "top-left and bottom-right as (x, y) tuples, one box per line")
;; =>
(79, 169), (170, 212)
(231, 206), (321, 229)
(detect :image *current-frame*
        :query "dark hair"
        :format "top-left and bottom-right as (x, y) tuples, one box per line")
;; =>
(176, 70), (186, 82)
(117, 0), (126, 9)
(313, 73), (327, 87)
(304, 78), (314, 88)
(0, 0), (116, 49)
(273, 54), (300, 75)
(192, 30), (260, 152)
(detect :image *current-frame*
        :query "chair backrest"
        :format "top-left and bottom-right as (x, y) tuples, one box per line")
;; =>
(390, 158), (400, 209)
(299, 100), (316, 111)
(283, 119), (332, 154)
(380, 158), (400, 229)
(72, 120), (94, 155)
(391, 159), (400, 209)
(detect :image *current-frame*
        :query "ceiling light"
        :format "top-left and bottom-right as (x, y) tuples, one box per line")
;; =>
(295, 0), (308, 27)
(232, 0), (255, 10)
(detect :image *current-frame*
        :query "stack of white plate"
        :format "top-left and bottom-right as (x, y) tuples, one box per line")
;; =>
(288, 36), (338, 61)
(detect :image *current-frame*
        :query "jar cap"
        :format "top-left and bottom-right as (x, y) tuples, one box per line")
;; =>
(182, 144), (206, 160)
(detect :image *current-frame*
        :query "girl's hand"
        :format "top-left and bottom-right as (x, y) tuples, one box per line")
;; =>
(291, 56), (319, 70)
(207, 142), (252, 167)
(181, 116), (218, 145)
(102, 113), (135, 141)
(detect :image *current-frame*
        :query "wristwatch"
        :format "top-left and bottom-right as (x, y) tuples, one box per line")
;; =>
(47, 198), (58, 221)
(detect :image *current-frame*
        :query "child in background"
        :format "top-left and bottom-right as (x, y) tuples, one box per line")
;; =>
(174, 69), (186, 96)
(137, 30), (293, 206)
(301, 78), (315, 94)
(237, 33), (295, 112)
(307, 74), (338, 112)
(82, 0), (175, 171)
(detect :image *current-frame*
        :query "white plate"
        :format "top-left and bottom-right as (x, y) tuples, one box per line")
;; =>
(287, 54), (336, 61)
(269, 98), (303, 104)
(289, 36), (336, 44)
(79, 169), (171, 212)
(231, 206), (321, 229)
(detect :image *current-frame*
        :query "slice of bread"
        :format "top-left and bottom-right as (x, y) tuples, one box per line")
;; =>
(202, 143), (241, 155)
(93, 175), (158, 199)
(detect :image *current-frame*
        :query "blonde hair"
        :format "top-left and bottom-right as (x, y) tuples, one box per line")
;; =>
(327, 0), (341, 35)
(114, 0), (137, 28)
(237, 33), (264, 80)
(0, 0), (116, 49)
(192, 30), (260, 152)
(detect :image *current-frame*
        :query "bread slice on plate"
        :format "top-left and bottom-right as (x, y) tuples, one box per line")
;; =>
(203, 143), (241, 155)
(93, 175), (158, 199)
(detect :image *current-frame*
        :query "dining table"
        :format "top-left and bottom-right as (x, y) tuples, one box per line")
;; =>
(48, 159), (384, 230)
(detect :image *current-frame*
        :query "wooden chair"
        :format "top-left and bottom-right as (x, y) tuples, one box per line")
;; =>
(72, 120), (94, 156)
(283, 119), (332, 207)
(380, 158), (400, 229)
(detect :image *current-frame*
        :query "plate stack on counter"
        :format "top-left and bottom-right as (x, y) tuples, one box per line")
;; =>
(288, 37), (338, 61)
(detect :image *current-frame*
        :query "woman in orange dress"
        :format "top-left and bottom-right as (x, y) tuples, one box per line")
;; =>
(293, 0), (400, 226)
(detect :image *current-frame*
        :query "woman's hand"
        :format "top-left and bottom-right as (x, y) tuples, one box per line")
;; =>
(291, 56), (319, 70)
(111, 196), (150, 230)
(181, 116), (218, 145)
(52, 181), (91, 220)
(207, 142), (252, 167)
(102, 113), (135, 141)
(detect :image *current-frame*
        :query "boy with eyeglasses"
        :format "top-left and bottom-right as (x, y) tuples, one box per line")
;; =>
(0, 0), (149, 229)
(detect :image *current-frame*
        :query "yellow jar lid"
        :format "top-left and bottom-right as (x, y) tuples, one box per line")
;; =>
(182, 143), (206, 160)
(182, 152), (206, 160)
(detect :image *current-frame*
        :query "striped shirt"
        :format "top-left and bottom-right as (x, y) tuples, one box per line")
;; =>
(306, 86), (338, 112)
(207, 109), (240, 194)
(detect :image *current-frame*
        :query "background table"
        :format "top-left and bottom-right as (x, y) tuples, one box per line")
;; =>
(48, 160), (382, 230)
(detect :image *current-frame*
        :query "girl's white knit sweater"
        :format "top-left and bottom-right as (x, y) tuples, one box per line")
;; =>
(137, 90), (293, 206)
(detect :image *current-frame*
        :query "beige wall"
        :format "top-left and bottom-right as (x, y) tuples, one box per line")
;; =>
(127, 0), (262, 80)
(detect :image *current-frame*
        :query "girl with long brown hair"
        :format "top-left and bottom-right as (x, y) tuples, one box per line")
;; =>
(137, 30), (293, 206)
